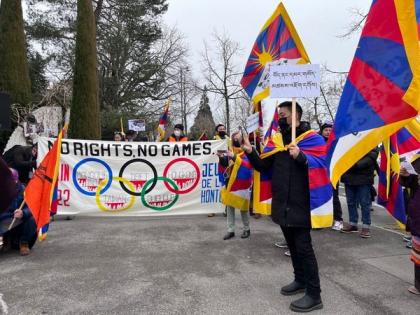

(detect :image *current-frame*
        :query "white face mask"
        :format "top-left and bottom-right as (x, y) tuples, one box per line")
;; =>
(174, 130), (181, 137)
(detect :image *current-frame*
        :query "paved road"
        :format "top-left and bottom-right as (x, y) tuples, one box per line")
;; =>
(0, 203), (418, 315)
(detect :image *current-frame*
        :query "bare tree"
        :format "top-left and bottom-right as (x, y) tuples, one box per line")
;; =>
(231, 90), (253, 132)
(302, 66), (347, 129)
(338, 7), (368, 39)
(201, 31), (243, 134)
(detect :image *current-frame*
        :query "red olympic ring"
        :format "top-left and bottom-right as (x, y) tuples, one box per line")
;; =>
(163, 157), (200, 194)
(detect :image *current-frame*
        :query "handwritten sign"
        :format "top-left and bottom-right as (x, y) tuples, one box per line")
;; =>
(128, 119), (146, 132)
(269, 64), (321, 98)
(246, 112), (260, 133)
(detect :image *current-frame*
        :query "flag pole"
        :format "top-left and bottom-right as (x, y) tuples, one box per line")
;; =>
(7, 200), (26, 231)
(292, 97), (297, 143)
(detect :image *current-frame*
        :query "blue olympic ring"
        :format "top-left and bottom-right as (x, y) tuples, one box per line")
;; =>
(72, 158), (113, 196)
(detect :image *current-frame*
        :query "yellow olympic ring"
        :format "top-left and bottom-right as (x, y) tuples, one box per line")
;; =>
(95, 176), (136, 212)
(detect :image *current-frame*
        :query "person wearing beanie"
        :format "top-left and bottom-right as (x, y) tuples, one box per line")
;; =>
(319, 122), (333, 143)
(169, 124), (188, 142)
(319, 122), (343, 231)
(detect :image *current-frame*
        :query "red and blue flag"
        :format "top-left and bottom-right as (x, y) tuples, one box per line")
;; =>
(327, 0), (420, 187)
(157, 100), (170, 141)
(221, 152), (254, 211)
(240, 3), (310, 105)
(378, 120), (420, 229)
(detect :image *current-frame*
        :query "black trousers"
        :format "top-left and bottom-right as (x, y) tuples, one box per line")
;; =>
(281, 226), (321, 299)
(415, 264), (420, 290)
(333, 186), (343, 221)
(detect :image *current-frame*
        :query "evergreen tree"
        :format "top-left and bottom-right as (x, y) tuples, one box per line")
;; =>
(28, 51), (48, 102)
(0, 0), (31, 105)
(190, 87), (216, 140)
(69, 0), (100, 139)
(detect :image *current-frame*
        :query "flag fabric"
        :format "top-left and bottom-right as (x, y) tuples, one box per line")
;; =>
(198, 131), (209, 141)
(221, 152), (254, 211)
(157, 100), (170, 141)
(38, 182), (59, 241)
(253, 108), (284, 214)
(377, 120), (420, 229)
(25, 127), (66, 231)
(254, 130), (333, 228)
(327, 0), (420, 187)
(240, 3), (310, 105)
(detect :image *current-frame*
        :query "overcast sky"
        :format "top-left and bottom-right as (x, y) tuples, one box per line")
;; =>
(164, 0), (371, 80)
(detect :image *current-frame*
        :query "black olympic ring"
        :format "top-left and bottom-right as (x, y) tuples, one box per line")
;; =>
(118, 159), (158, 196)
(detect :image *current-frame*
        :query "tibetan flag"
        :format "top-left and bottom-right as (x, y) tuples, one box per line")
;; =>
(377, 120), (420, 229)
(240, 3), (310, 105)
(157, 100), (170, 141)
(25, 126), (66, 230)
(327, 0), (420, 187)
(253, 108), (284, 214)
(254, 130), (333, 228)
(221, 152), (254, 211)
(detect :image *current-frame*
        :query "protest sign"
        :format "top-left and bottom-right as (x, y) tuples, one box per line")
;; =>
(128, 119), (146, 132)
(38, 138), (227, 216)
(246, 113), (260, 133)
(269, 64), (320, 98)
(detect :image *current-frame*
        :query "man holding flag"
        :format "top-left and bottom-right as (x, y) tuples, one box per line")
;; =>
(243, 101), (328, 313)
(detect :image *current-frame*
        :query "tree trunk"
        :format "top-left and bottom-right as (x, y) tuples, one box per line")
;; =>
(69, 0), (101, 140)
(0, 0), (32, 106)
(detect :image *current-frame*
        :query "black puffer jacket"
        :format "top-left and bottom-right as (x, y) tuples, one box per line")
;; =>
(341, 148), (379, 186)
(246, 122), (313, 227)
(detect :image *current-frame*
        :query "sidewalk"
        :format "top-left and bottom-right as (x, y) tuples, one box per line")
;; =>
(0, 203), (418, 315)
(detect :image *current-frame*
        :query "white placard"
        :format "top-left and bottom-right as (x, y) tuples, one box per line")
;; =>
(128, 119), (146, 132)
(400, 156), (418, 175)
(269, 64), (321, 98)
(246, 112), (260, 133)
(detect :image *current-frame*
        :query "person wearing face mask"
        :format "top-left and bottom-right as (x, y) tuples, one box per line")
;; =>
(214, 124), (229, 140)
(169, 124), (188, 142)
(319, 122), (343, 231)
(218, 131), (251, 239)
(242, 101), (324, 313)
(210, 124), (231, 218)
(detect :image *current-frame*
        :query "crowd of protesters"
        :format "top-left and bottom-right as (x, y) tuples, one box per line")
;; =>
(1, 102), (419, 309)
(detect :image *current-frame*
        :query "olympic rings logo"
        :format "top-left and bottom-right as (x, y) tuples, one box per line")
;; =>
(72, 157), (200, 212)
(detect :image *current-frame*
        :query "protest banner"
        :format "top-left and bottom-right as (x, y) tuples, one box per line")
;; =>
(38, 138), (227, 216)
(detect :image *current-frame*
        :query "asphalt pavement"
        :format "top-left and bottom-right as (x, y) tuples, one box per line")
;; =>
(0, 201), (418, 315)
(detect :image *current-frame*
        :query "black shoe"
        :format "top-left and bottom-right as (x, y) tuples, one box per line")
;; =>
(280, 281), (306, 296)
(223, 232), (235, 240)
(241, 230), (250, 239)
(290, 294), (323, 313)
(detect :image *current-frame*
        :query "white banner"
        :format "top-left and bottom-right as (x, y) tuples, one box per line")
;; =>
(38, 138), (227, 216)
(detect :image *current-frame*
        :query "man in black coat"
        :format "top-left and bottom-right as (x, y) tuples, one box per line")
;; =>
(341, 148), (379, 238)
(242, 101), (323, 313)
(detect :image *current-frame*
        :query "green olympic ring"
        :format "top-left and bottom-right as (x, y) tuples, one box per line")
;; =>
(140, 176), (179, 211)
